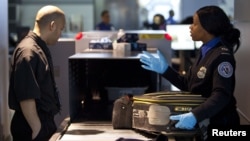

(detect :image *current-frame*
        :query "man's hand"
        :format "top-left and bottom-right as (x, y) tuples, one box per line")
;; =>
(20, 99), (41, 139)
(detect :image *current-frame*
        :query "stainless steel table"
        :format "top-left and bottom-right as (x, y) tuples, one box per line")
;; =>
(51, 120), (154, 141)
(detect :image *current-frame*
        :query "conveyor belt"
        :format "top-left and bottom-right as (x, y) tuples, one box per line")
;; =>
(58, 121), (155, 141)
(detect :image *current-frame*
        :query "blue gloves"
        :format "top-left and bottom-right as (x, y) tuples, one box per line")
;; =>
(169, 112), (197, 130)
(140, 50), (168, 74)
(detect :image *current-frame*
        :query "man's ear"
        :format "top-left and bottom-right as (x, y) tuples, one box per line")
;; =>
(50, 21), (56, 31)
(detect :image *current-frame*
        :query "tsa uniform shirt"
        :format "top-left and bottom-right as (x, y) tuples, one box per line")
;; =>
(166, 17), (177, 24)
(95, 22), (115, 31)
(163, 41), (239, 126)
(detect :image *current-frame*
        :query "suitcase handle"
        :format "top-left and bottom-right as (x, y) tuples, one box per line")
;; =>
(144, 91), (191, 96)
(166, 120), (178, 132)
(155, 94), (203, 98)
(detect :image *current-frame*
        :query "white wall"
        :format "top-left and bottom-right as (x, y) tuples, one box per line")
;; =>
(234, 0), (250, 124)
(180, 0), (234, 22)
(19, 4), (94, 32)
(0, 0), (11, 140)
(17, 1), (235, 33)
(181, 0), (217, 20)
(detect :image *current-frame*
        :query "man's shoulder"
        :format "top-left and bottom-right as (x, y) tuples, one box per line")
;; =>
(14, 38), (41, 57)
(18, 35), (35, 46)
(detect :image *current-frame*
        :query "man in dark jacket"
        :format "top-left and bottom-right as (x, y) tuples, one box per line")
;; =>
(9, 5), (65, 141)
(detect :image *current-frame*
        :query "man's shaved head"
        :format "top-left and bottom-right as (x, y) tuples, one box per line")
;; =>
(35, 5), (65, 28)
(33, 5), (66, 45)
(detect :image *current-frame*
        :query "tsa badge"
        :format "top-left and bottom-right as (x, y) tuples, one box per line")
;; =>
(218, 62), (233, 78)
(197, 66), (207, 79)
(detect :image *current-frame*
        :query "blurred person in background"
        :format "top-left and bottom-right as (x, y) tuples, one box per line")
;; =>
(166, 9), (178, 24)
(95, 10), (115, 31)
(152, 14), (166, 30)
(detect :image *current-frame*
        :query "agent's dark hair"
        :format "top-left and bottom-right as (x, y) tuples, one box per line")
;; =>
(197, 5), (241, 53)
(101, 10), (109, 17)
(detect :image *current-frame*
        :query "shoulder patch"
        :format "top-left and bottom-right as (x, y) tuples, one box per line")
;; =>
(218, 62), (233, 78)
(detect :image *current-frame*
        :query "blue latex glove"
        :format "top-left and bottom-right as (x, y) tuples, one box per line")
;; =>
(140, 50), (168, 74)
(169, 112), (197, 130)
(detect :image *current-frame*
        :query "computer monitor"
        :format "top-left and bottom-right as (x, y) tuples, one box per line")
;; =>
(166, 24), (202, 50)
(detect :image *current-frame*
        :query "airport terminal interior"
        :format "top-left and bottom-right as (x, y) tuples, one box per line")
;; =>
(1, 0), (250, 141)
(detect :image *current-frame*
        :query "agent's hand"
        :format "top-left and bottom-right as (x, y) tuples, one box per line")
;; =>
(140, 50), (168, 74)
(169, 112), (197, 130)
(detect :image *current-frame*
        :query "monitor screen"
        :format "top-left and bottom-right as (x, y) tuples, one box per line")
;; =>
(166, 24), (202, 50)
